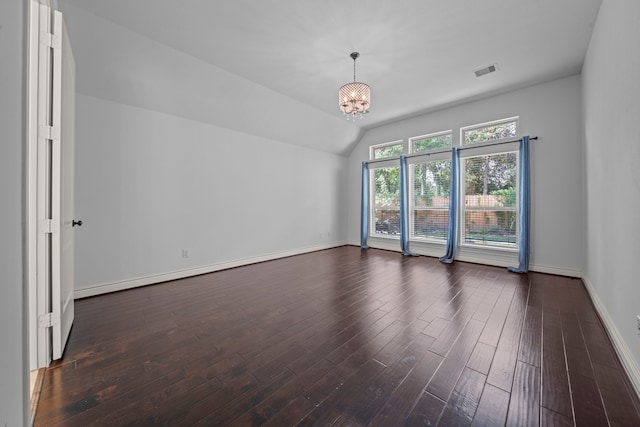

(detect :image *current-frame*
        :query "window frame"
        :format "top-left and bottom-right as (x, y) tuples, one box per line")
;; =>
(458, 133), (520, 251)
(406, 151), (452, 244)
(370, 140), (405, 160)
(460, 116), (519, 147)
(368, 158), (401, 240)
(364, 118), (521, 260)
(409, 130), (453, 154)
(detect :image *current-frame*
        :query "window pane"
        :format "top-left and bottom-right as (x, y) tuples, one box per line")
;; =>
(413, 210), (448, 240)
(374, 209), (400, 235)
(413, 161), (451, 206)
(411, 160), (450, 240)
(464, 153), (517, 205)
(372, 166), (400, 236)
(463, 152), (518, 248)
(411, 133), (452, 153)
(373, 143), (403, 159)
(465, 210), (517, 246)
(463, 120), (517, 145)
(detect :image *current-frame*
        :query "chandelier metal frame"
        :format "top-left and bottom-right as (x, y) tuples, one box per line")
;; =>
(339, 52), (371, 120)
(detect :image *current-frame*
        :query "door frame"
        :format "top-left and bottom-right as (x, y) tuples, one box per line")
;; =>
(27, 0), (57, 372)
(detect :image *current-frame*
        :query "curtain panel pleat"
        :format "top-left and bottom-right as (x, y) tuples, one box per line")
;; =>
(360, 161), (370, 249)
(508, 136), (531, 273)
(440, 147), (460, 263)
(399, 156), (416, 256)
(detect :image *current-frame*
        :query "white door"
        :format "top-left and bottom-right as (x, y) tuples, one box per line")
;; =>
(51, 10), (75, 360)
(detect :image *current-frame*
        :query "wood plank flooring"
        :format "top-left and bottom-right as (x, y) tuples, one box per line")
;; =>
(33, 246), (640, 426)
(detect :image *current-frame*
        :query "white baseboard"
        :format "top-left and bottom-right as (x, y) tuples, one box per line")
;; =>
(455, 253), (514, 268)
(347, 243), (581, 278)
(74, 241), (347, 299)
(582, 275), (640, 399)
(528, 263), (582, 278)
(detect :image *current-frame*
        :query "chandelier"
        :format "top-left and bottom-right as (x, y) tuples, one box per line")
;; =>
(338, 52), (371, 120)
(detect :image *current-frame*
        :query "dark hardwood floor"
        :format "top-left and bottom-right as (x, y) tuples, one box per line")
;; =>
(34, 246), (640, 426)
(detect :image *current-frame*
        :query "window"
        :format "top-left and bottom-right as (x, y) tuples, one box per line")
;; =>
(411, 159), (451, 241)
(410, 131), (452, 153)
(371, 165), (400, 236)
(462, 117), (518, 145)
(460, 117), (519, 248)
(371, 141), (403, 159)
(463, 153), (517, 247)
(408, 131), (453, 242)
(365, 117), (520, 254)
(369, 141), (403, 237)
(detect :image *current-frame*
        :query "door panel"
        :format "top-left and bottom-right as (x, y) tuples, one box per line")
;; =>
(51, 10), (75, 360)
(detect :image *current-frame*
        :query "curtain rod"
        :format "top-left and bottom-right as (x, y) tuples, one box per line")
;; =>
(366, 136), (538, 165)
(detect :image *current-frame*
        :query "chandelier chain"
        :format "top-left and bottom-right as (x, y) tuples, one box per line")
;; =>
(353, 57), (356, 83)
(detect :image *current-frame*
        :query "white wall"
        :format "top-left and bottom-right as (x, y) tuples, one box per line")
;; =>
(75, 94), (347, 291)
(582, 0), (640, 376)
(347, 75), (584, 276)
(0, 0), (28, 425)
(57, 3), (361, 156)
(56, 2), (352, 293)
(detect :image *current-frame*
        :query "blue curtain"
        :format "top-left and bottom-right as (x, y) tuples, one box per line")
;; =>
(399, 156), (416, 256)
(361, 161), (370, 249)
(509, 136), (531, 273)
(440, 147), (460, 264)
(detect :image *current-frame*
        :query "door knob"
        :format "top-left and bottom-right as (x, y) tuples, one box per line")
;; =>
(72, 220), (83, 227)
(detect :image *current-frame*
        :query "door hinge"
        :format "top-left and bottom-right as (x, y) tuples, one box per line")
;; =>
(40, 31), (61, 50)
(39, 312), (60, 328)
(39, 219), (59, 234)
(39, 125), (60, 142)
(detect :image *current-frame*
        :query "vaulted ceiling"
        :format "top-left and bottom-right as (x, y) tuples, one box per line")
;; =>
(58, 0), (602, 155)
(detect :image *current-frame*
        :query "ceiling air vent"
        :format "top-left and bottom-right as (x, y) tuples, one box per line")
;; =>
(474, 64), (498, 78)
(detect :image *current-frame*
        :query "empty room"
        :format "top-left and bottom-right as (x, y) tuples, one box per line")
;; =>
(2, 0), (640, 426)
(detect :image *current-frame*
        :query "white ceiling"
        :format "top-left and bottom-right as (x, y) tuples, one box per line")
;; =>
(58, 0), (602, 153)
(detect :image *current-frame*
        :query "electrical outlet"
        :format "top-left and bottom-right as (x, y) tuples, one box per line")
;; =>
(182, 249), (189, 259)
